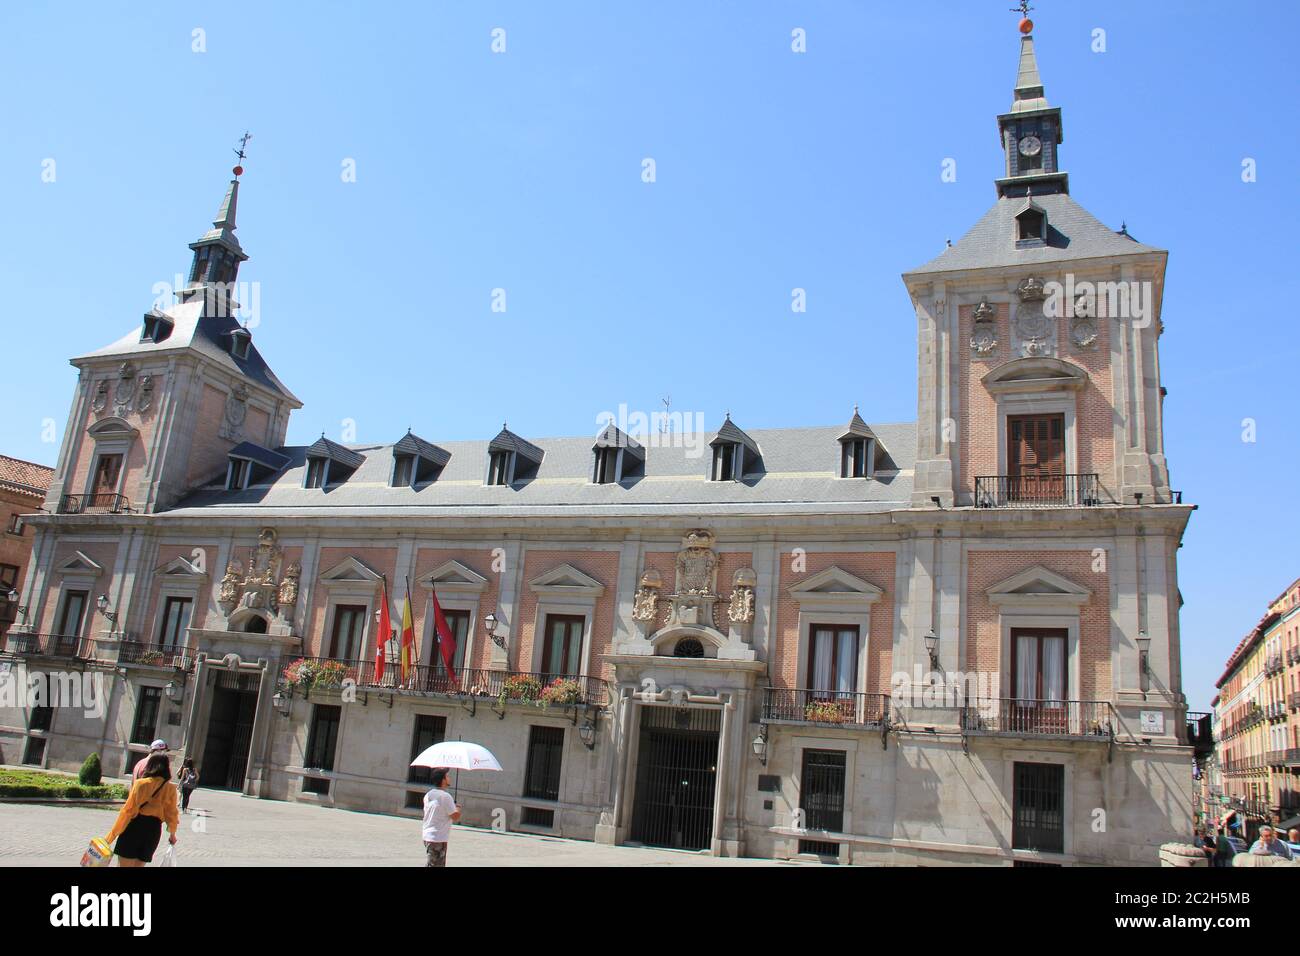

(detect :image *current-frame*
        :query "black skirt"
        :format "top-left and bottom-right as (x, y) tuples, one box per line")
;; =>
(114, 814), (163, 863)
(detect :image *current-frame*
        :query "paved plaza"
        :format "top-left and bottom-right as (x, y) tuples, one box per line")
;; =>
(0, 788), (797, 867)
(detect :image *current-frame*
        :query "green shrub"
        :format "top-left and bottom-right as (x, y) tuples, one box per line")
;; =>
(79, 753), (102, 786)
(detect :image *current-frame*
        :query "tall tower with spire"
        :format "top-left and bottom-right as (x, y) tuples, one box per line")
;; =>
(903, 15), (1172, 511)
(44, 148), (300, 516)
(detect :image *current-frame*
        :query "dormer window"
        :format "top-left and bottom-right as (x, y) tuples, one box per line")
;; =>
(140, 311), (173, 344)
(486, 426), (543, 488)
(838, 409), (888, 479)
(591, 424), (643, 485)
(1017, 208), (1044, 241)
(227, 457), (251, 490)
(230, 327), (252, 360)
(225, 443), (290, 491)
(708, 416), (760, 482)
(390, 432), (449, 488)
(304, 458), (327, 489)
(303, 437), (364, 489)
(487, 450), (512, 486)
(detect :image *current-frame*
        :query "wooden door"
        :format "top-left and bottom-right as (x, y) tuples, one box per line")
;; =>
(1007, 414), (1064, 502)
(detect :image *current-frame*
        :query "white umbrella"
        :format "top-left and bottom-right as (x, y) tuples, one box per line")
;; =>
(410, 740), (503, 772)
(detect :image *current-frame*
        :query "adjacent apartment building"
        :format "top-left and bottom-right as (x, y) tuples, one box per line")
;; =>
(1212, 578), (1300, 834)
(0, 22), (1197, 865)
(0, 456), (54, 640)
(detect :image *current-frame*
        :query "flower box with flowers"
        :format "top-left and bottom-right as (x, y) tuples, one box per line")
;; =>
(283, 659), (349, 691)
(540, 678), (582, 706)
(804, 699), (853, 724)
(500, 675), (543, 702)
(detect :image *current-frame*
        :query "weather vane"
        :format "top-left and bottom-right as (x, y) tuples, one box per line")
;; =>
(1010, 1), (1033, 15)
(232, 131), (252, 177)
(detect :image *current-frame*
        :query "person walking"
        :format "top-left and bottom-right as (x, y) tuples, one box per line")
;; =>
(106, 752), (179, 867)
(132, 739), (168, 779)
(1248, 824), (1293, 860)
(176, 758), (199, 813)
(1213, 826), (1236, 867)
(421, 768), (461, 867)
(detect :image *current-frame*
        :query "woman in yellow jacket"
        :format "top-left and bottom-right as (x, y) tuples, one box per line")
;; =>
(106, 752), (180, 866)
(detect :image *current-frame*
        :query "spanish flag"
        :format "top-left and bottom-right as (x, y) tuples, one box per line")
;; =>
(400, 582), (416, 684)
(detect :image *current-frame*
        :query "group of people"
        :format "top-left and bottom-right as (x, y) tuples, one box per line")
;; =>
(103, 739), (201, 866)
(1200, 822), (1299, 866)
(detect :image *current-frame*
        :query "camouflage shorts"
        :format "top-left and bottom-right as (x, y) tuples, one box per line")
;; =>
(425, 841), (448, 867)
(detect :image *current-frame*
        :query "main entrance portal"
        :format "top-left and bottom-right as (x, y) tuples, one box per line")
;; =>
(201, 672), (260, 790)
(629, 706), (720, 851)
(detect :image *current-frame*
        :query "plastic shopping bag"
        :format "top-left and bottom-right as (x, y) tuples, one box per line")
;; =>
(158, 844), (177, 868)
(80, 837), (112, 868)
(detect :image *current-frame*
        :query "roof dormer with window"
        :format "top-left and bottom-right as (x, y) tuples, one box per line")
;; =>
(485, 425), (543, 487)
(709, 416), (761, 482)
(224, 442), (290, 490)
(391, 431), (450, 488)
(838, 408), (890, 479)
(303, 436), (365, 489)
(592, 424), (644, 485)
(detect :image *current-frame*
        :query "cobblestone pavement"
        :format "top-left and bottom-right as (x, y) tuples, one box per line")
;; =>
(0, 788), (796, 867)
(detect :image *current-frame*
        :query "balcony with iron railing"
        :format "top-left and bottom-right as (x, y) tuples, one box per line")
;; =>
(1288, 647), (1300, 667)
(1286, 749), (1300, 768)
(57, 493), (131, 515)
(762, 688), (891, 729)
(1186, 711), (1214, 757)
(1267, 750), (1288, 767)
(1290, 692), (1300, 713)
(961, 698), (1116, 740)
(974, 473), (1103, 509)
(1265, 654), (1284, 677)
(116, 640), (192, 670)
(276, 658), (608, 707)
(1, 632), (109, 661)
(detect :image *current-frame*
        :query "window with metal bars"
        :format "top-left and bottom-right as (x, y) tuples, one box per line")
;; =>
(523, 725), (564, 801)
(1012, 762), (1065, 854)
(408, 714), (447, 785)
(305, 704), (342, 771)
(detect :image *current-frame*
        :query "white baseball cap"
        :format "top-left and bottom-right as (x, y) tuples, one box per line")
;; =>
(150, 739), (168, 751)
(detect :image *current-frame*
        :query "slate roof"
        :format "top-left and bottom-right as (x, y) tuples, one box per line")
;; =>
(74, 297), (299, 403)
(306, 436), (366, 471)
(393, 431), (451, 468)
(487, 427), (545, 464)
(905, 191), (1164, 277)
(168, 421), (917, 518)
(0, 455), (54, 498)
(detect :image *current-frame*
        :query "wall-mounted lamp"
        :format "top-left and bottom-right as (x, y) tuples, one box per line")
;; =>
(272, 691), (291, 716)
(579, 717), (597, 750)
(924, 629), (940, 672)
(751, 727), (769, 766)
(1133, 492), (1144, 506)
(3, 588), (25, 624)
(164, 680), (184, 704)
(930, 496), (942, 509)
(484, 612), (506, 650)
(1137, 630), (1151, 697)
(95, 594), (118, 626)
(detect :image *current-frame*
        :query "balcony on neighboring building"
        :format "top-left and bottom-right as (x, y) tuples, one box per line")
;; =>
(961, 698), (1116, 741)
(1290, 692), (1300, 713)
(276, 658), (608, 708)
(57, 493), (131, 515)
(1267, 750), (1288, 768)
(1186, 711), (1214, 758)
(974, 473), (1103, 509)
(1285, 749), (1300, 769)
(762, 688), (891, 729)
(0, 632), (110, 662)
(1287, 647), (1299, 667)
(1265, 654), (1284, 677)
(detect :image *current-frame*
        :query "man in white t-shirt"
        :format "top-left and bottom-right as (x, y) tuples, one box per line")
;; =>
(422, 768), (461, 867)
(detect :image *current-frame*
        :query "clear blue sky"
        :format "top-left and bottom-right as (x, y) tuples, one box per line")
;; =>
(1, 1), (1296, 710)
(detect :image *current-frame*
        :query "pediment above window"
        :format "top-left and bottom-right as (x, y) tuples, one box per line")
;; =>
(155, 555), (207, 580)
(55, 551), (104, 577)
(986, 565), (1091, 607)
(788, 566), (883, 606)
(417, 559), (488, 595)
(529, 563), (605, 599)
(87, 417), (140, 441)
(318, 556), (383, 586)
(981, 356), (1087, 394)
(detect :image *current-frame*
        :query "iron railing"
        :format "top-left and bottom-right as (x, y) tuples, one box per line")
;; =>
(1, 632), (107, 660)
(117, 640), (192, 670)
(974, 473), (1103, 508)
(276, 658), (607, 706)
(57, 493), (131, 515)
(1186, 711), (1214, 755)
(1291, 692), (1300, 713)
(762, 688), (891, 728)
(962, 698), (1116, 739)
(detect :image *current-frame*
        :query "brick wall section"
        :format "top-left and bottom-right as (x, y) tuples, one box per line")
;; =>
(774, 551), (896, 695)
(306, 546), (397, 658)
(516, 550), (619, 681)
(0, 486), (46, 614)
(410, 548), (502, 672)
(958, 301), (1115, 500)
(70, 399), (159, 507)
(965, 550), (1112, 701)
(39, 540), (123, 635)
(184, 383), (239, 487)
(139, 542), (221, 637)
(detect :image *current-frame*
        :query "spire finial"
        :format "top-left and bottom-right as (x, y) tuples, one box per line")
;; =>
(1010, 1), (1034, 32)
(232, 131), (251, 178)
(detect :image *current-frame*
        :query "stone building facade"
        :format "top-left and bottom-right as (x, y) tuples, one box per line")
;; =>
(0, 456), (54, 640)
(0, 26), (1196, 865)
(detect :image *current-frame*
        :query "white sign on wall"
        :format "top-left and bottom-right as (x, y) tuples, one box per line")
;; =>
(1140, 710), (1165, 735)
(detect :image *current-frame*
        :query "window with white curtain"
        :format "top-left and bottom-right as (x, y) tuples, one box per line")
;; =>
(1013, 629), (1067, 706)
(808, 625), (859, 696)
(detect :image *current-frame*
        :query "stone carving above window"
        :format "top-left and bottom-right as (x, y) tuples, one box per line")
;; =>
(218, 528), (292, 618)
(726, 567), (757, 625)
(632, 569), (663, 622)
(113, 362), (137, 413)
(219, 384), (250, 441)
(970, 299), (999, 359)
(1013, 302), (1057, 358)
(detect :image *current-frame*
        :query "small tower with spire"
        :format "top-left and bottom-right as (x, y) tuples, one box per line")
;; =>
(995, 10), (1067, 198)
(181, 134), (251, 310)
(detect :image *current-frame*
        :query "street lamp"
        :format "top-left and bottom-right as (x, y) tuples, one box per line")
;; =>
(96, 594), (118, 625)
(751, 728), (768, 766)
(484, 612), (505, 650)
(1137, 631), (1151, 696)
(579, 718), (597, 750)
(924, 629), (940, 672)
